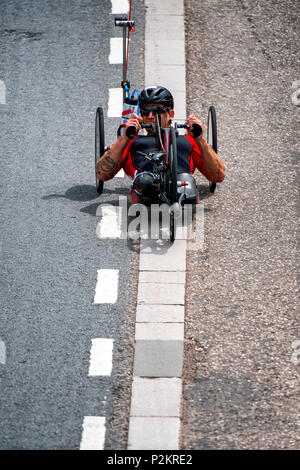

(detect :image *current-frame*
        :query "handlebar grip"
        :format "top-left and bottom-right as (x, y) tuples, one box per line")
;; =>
(191, 123), (202, 138)
(126, 126), (136, 139)
(176, 123), (202, 138)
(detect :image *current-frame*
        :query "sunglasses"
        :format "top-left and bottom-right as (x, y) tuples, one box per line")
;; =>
(140, 106), (169, 117)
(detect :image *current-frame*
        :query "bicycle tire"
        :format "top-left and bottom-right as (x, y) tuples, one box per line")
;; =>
(95, 107), (105, 195)
(207, 105), (217, 193)
(169, 126), (178, 242)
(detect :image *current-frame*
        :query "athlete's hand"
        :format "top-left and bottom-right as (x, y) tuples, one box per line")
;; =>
(186, 114), (204, 140)
(125, 113), (143, 137)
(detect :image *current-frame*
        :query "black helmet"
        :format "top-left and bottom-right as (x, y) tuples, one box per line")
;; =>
(139, 86), (174, 109)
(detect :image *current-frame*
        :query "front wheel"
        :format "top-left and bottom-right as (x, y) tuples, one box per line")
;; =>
(207, 105), (217, 193)
(95, 107), (105, 195)
(168, 126), (178, 242)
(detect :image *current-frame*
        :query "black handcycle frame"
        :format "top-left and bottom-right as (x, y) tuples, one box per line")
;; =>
(126, 114), (202, 241)
(128, 118), (179, 241)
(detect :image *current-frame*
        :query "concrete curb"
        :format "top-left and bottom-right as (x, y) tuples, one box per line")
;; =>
(127, 0), (187, 450)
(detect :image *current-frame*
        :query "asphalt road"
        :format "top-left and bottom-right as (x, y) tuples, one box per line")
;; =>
(182, 0), (299, 450)
(0, 0), (144, 450)
(1, 0), (299, 451)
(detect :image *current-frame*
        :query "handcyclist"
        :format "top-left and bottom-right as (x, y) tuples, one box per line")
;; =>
(96, 86), (225, 201)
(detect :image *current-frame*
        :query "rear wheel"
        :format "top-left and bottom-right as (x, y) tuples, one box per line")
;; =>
(95, 107), (105, 195)
(207, 105), (217, 193)
(169, 126), (178, 242)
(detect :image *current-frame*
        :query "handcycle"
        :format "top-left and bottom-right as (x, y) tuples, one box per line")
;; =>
(95, 105), (218, 241)
(94, 12), (218, 241)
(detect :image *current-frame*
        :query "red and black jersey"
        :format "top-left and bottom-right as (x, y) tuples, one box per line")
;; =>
(120, 133), (205, 179)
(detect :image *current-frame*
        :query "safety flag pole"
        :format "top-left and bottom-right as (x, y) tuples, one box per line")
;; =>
(114, 1), (135, 103)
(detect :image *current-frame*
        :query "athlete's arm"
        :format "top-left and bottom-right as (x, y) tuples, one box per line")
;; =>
(187, 114), (225, 183)
(96, 114), (142, 182)
(96, 138), (128, 182)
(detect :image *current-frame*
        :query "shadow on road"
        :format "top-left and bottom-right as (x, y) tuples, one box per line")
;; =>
(42, 184), (129, 203)
(41, 183), (215, 222)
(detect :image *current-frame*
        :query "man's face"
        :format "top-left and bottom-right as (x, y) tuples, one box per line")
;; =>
(140, 103), (175, 128)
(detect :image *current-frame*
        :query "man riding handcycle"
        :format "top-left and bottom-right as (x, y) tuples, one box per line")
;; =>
(96, 86), (225, 238)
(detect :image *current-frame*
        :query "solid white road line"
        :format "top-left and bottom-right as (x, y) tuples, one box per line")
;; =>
(94, 269), (119, 304)
(111, 0), (129, 14)
(80, 416), (106, 450)
(88, 338), (114, 376)
(0, 81), (6, 104)
(108, 88), (123, 117)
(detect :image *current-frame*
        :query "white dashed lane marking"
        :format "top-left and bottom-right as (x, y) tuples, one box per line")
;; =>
(94, 269), (119, 304)
(109, 37), (123, 64)
(107, 88), (123, 117)
(96, 205), (121, 239)
(0, 340), (6, 364)
(111, 0), (129, 14)
(0, 80), (6, 104)
(81, 0), (130, 450)
(88, 338), (114, 376)
(109, 37), (131, 64)
(80, 416), (106, 450)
